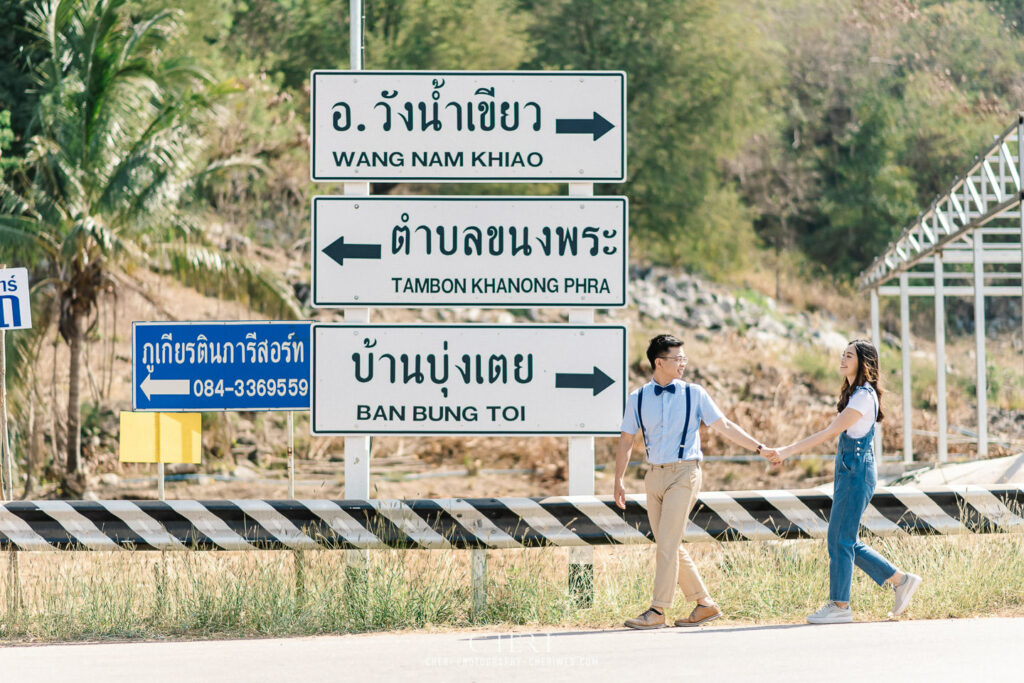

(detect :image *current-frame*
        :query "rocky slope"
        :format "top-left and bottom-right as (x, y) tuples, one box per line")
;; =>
(17, 259), (1023, 500)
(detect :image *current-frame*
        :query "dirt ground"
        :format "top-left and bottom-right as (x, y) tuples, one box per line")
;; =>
(12, 267), (1022, 502)
(100, 442), (836, 502)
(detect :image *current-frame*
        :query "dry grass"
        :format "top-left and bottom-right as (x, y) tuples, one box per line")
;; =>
(721, 252), (867, 324)
(1, 532), (1022, 642)
(9, 260), (1021, 499)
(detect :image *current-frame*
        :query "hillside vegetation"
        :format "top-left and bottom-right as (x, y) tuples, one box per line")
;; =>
(6, 1), (1024, 277)
(1, 0), (1023, 492)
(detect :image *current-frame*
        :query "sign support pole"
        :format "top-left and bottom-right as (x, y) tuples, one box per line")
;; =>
(288, 411), (295, 499)
(155, 408), (165, 500)
(155, 410), (167, 612)
(470, 517), (487, 620)
(0, 324), (7, 501)
(0, 262), (8, 500)
(567, 183), (595, 607)
(157, 464), (165, 501)
(343, 0), (370, 579)
(289, 412), (304, 607)
(1, 262), (22, 616)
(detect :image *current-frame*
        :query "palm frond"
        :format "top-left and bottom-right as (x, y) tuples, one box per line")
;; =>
(194, 154), (268, 183)
(14, 0), (258, 476)
(118, 8), (181, 71)
(153, 242), (302, 319)
(0, 219), (54, 262)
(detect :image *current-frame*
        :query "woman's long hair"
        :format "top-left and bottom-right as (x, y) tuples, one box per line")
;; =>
(837, 339), (885, 422)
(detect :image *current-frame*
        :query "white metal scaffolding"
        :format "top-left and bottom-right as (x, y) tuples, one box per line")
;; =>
(860, 114), (1024, 461)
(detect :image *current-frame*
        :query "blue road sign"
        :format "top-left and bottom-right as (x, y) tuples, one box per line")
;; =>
(0, 267), (32, 331)
(132, 321), (311, 412)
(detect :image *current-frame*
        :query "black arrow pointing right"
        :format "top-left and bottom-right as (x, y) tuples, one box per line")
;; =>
(322, 236), (382, 266)
(555, 112), (615, 141)
(555, 366), (615, 396)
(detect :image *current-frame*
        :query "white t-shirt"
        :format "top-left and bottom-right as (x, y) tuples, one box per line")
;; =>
(845, 385), (878, 438)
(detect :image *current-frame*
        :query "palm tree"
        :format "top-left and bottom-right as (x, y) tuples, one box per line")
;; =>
(0, 0), (299, 481)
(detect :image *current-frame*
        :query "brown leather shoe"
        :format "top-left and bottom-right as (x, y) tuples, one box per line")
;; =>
(674, 603), (722, 627)
(624, 607), (666, 629)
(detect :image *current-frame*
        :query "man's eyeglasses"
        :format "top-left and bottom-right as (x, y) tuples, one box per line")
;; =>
(658, 355), (688, 364)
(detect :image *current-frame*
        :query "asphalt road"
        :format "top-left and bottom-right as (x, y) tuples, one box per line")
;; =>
(2, 617), (1022, 682)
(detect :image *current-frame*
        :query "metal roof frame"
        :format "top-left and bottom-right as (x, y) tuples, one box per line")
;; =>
(859, 115), (1024, 465)
(860, 115), (1024, 292)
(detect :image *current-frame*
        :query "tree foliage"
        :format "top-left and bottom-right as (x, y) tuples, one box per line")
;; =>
(5, 0), (1023, 281)
(525, 0), (770, 273)
(5, 0), (1024, 481)
(733, 0), (1024, 280)
(1, 0), (297, 479)
(0, 0), (44, 171)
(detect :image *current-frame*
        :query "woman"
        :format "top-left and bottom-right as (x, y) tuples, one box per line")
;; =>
(770, 339), (922, 624)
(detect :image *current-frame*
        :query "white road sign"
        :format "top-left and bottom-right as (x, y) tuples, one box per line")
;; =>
(310, 71), (626, 182)
(311, 324), (627, 436)
(0, 267), (32, 331)
(312, 196), (628, 308)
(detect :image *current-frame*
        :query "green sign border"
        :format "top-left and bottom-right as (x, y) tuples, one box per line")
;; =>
(310, 323), (628, 436)
(310, 71), (627, 182)
(311, 196), (628, 308)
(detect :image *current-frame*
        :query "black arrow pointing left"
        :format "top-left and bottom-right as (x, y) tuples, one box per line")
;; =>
(555, 366), (615, 396)
(322, 236), (382, 266)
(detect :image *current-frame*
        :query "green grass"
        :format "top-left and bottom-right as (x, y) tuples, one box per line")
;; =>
(1, 532), (1022, 641)
(791, 347), (835, 395)
(987, 361), (1024, 411)
(880, 342), (1024, 413)
(736, 287), (771, 309)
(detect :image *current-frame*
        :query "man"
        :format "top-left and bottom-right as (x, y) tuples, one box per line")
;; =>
(614, 334), (775, 629)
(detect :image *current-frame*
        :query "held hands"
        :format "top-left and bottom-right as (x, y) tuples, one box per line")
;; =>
(762, 446), (792, 467)
(759, 446), (781, 466)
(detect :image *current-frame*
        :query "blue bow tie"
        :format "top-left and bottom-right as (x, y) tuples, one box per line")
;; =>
(654, 383), (675, 396)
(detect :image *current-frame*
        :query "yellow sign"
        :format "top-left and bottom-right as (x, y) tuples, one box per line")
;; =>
(119, 412), (201, 464)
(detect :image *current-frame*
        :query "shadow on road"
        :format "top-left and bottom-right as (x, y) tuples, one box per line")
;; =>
(460, 622), (815, 642)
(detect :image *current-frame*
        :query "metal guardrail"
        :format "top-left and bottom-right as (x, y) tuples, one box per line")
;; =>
(0, 486), (1021, 551)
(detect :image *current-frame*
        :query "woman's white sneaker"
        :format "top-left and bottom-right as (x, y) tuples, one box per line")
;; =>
(806, 601), (853, 624)
(892, 573), (922, 617)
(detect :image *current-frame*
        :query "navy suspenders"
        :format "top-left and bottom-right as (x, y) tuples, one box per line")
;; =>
(679, 384), (693, 457)
(636, 385), (648, 450)
(636, 382), (694, 459)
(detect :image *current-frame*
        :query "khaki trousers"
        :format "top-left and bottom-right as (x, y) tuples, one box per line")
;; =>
(644, 460), (710, 608)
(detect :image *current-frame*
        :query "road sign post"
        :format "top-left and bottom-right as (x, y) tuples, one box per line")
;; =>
(287, 411), (295, 499)
(342, 4), (371, 581)
(132, 321), (311, 412)
(311, 324), (626, 436)
(309, 62), (629, 601)
(312, 196), (627, 308)
(0, 264), (29, 614)
(311, 71), (626, 182)
(0, 266), (31, 502)
(0, 318), (6, 502)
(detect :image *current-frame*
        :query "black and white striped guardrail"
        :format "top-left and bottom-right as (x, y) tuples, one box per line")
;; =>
(0, 486), (1021, 551)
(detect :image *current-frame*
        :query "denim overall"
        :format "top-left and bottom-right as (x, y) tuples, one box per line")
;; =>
(827, 386), (898, 603)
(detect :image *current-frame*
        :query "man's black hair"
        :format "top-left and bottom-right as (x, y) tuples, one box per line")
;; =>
(646, 334), (684, 368)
